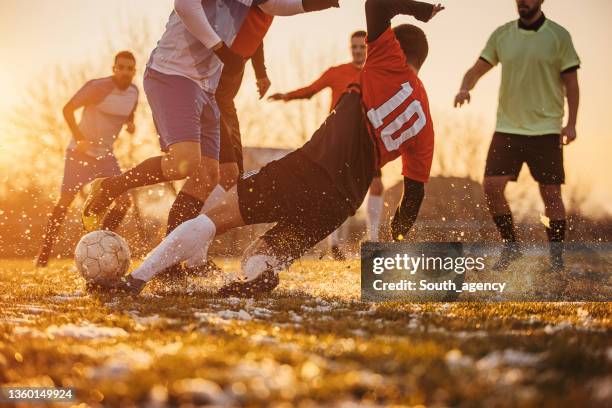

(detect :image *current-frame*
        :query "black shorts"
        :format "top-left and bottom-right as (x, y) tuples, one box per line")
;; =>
(484, 132), (564, 184)
(237, 150), (353, 263)
(217, 65), (245, 171)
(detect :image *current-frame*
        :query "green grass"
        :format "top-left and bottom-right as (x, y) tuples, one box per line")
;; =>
(0, 259), (610, 407)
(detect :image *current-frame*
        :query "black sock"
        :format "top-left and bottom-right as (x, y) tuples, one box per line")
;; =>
(166, 191), (204, 235)
(493, 213), (517, 242)
(37, 205), (69, 265)
(91, 156), (166, 213)
(546, 219), (566, 242)
(102, 204), (130, 231)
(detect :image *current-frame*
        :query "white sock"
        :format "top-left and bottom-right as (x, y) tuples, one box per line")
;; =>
(328, 229), (340, 248)
(367, 195), (384, 241)
(132, 215), (216, 282)
(200, 185), (227, 214)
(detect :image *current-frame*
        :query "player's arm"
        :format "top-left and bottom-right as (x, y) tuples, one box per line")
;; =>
(259, 0), (339, 16)
(251, 43), (272, 99)
(62, 101), (85, 143)
(365, 0), (442, 42)
(125, 105), (137, 135)
(561, 70), (579, 145)
(453, 59), (493, 107)
(268, 69), (332, 102)
(390, 177), (424, 241)
(174, 0), (244, 74)
(63, 81), (103, 152)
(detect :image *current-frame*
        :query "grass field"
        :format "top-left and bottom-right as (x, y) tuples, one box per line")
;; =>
(0, 258), (611, 407)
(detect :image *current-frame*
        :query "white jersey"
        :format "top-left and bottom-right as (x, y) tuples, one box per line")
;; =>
(148, 0), (268, 92)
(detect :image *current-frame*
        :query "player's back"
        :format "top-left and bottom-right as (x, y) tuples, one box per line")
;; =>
(360, 27), (434, 183)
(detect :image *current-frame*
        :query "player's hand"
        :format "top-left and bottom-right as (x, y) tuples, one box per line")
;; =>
(214, 42), (245, 75)
(454, 90), (471, 107)
(126, 122), (136, 134)
(268, 93), (288, 102)
(561, 124), (577, 145)
(302, 0), (340, 12)
(431, 3), (445, 19)
(256, 77), (272, 99)
(75, 139), (91, 155)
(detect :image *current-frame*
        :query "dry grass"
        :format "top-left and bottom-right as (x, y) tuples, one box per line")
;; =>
(0, 259), (611, 407)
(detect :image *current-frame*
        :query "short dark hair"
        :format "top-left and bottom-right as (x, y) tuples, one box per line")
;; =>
(114, 51), (136, 65)
(351, 30), (367, 40)
(393, 24), (429, 70)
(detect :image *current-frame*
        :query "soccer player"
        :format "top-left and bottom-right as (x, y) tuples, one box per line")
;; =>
(269, 30), (385, 259)
(116, 0), (444, 297)
(82, 0), (340, 236)
(35, 51), (138, 268)
(454, 0), (580, 271)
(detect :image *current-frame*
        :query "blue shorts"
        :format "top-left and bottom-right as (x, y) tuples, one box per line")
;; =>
(144, 68), (220, 160)
(60, 148), (122, 194)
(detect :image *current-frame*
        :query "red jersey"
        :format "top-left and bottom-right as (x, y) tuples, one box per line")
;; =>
(231, 7), (274, 58)
(286, 63), (361, 112)
(360, 28), (434, 182)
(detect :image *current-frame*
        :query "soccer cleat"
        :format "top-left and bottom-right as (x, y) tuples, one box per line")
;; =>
(217, 268), (279, 298)
(111, 275), (146, 296)
(492, 242), (523, 271)
(82, 178), (109, 232)
(331, 245), (346, 261)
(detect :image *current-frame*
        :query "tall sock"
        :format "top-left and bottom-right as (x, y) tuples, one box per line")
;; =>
(131, 215), (216, 282)
(367, 195), (384, 241)
(546, 219), (566, 243)
(91, 156), (167, 214)
(493, 213), (517, 242)
(166, 191), (205, 235)
(201, 185), (227, 214)
(102, 204), (130, 232)
(37, 205), (69, 266)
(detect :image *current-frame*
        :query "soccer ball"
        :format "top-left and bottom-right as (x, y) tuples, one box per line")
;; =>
(74, 231), (131, 287)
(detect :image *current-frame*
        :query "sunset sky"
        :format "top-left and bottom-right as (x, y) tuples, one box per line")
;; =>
(0, 0), (611, 213)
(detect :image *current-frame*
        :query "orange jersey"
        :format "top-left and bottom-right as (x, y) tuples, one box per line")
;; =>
(360, 28), (434, 182)
(286, 63), (361, 112)
(231, 7), (274, 58)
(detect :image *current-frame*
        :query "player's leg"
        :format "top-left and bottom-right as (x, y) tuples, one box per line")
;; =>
(218, 206), (348, 297)
(37, 192), (76, 267)
(528, 135), (567, 270)
(38, 148), (93, 266)
(83, 70), (206, 223)
(483, 133), (524, 270)
(390, 178), (424, 241)
(366, 173), (384, 241)
(126, 185), (245, 287)
(202, 66), (244, 212)
(96, 155), (132, 232)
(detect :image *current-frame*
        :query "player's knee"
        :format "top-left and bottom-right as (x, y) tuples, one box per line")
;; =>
(165, 149), (201, 179)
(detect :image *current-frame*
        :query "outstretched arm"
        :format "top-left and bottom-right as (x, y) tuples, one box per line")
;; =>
(259, 0), (339, 16)
(390, 178), (424, 241)
(454, 59), (492, 107)
(269, 69), (332, 101)
(365, 0), (442, 42)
